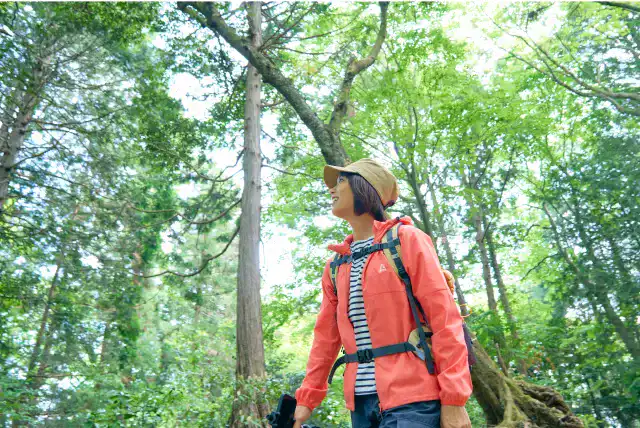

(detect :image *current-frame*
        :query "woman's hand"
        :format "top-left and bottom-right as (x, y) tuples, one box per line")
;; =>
(293, 405), (312, 428)
(440, 405), (471, 428)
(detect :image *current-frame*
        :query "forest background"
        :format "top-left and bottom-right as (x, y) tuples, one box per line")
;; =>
(0, 1), (638, 427)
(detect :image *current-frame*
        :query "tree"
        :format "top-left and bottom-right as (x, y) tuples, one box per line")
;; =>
(229, 2), (270, 426)
(492, 2), (639, 116)
(2, 2), (637, 426)
(0, 4), (243, 424)
(0, 3), (159, 213)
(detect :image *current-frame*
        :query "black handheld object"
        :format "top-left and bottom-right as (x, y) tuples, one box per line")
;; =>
(266, 394), (319, 428)
(266, 394), (297, 428)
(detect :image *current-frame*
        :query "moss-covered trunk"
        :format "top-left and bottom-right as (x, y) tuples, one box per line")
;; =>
(472, 341), (583, 427)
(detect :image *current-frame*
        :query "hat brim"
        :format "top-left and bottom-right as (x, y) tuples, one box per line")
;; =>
(323, 164), (352, 188)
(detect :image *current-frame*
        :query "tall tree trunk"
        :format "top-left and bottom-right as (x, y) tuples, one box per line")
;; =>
(18, 249), (67, 425)
(571, 196), (639, 355)
(543, 204), (640, 362)
(584, 377), (605, 427)
(154, 300), (171, 387)
(460, 172), (498, 311)
(159, 331), (171, 387)
(405, 167), (436, 250)
(229, 3), (269, 426)
(33, 274), (67, 385)
(474, 207), (499, 313)
(483, 214), (529, 376)
(29, 315), (59, 392)
(99, 319), (112, 367)
(26, 262), (61, 384)
(27, 205), (79, 382)
(0, 56), (50, 212)
(426, 174), (469, 315)
(461, 172), (510, 375)
(483, 216), (517, 335)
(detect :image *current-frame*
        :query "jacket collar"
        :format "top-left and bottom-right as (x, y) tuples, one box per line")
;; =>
(328, 216), (413, 255)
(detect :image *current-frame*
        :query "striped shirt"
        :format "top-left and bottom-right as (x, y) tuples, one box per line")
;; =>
(349, 236), (377, 395)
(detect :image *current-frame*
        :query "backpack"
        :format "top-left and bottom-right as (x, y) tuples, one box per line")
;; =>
(326, 222), (476, 384)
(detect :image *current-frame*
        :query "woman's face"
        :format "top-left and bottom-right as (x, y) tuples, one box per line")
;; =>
(329, 175), (354, 219)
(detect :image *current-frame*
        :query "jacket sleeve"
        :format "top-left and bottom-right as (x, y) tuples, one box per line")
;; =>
(295, 260), (342, 411)
(400, 226), (473, 406)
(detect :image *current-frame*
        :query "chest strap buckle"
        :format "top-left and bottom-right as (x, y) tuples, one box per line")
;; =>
(356, 349), (374, 364)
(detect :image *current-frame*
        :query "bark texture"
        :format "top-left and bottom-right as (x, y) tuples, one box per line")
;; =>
(472, 341), (583, 428)
(0, 56), (50, 212)
(229, 3), (269, 426)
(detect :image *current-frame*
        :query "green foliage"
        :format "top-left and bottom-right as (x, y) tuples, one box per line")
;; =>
(1, 2), (638, 427)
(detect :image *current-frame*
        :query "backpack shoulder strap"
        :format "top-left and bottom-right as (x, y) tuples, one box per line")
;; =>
(382, 224), (456, 295)
(329, 253), (341, 297)
(381, 223), (403, 277)
(382, 223), (436, 374)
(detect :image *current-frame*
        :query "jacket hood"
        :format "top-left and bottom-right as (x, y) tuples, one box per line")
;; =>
(328, 216), (414, 255)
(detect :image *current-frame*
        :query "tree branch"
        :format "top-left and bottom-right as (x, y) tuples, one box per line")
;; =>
(141, 224), (241, 278)
(328, 2), (389, 135)
(178, 1), (348, 166)
(261, 163), (320, 180)
(597, 1), (640, 13)
(187, 198), (241, 226)
(491, 16), (640, 116)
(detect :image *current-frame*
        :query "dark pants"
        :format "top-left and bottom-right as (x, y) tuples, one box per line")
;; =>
(350, 394), (441, 428)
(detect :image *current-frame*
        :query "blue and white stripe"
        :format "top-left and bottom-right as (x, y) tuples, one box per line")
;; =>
(349, 237), (377, 395)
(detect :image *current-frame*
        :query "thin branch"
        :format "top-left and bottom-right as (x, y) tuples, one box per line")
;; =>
(489, 13), (640, 116)
(187, 198), (241, 225)
(328, 2), (389, 134)
(261, 97), (286, 108)
(140, 224), (240, 278)
(12, 146), (56, 168)
(597, 1), (640, 13)
(521, 253), (559, 281)
(262, 163), (320, 180)
(275, 46), (332, 56)
(262, 4), (318, 49)
(32, 105), (129, 129)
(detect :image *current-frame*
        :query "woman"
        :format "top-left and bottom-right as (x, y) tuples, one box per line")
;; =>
(293, 159), (472, 428)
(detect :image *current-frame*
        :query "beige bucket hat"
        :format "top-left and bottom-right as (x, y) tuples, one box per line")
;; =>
(324, 158), (399, 207)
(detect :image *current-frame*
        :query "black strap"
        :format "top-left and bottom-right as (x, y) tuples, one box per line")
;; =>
(329, 239), (400, 270)
(330, 239), (400, 296)
(386, 226), (436, 375)
(330, 254), (340, 296)
(328, 341), (424, 384)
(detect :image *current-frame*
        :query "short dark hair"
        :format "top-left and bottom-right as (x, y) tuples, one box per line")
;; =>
(341, 172), (387, 222)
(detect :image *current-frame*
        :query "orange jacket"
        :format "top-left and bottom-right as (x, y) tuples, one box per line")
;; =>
(295, 217), (472, 412)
